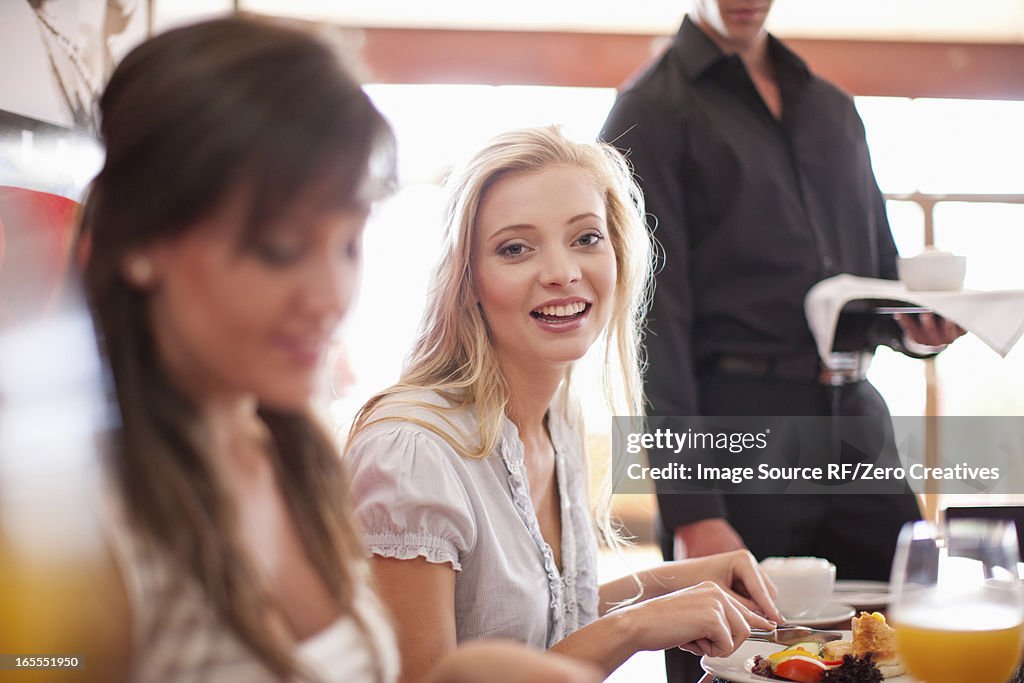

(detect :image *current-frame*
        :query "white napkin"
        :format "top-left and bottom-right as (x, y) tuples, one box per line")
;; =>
(804, 274), (1024, 361)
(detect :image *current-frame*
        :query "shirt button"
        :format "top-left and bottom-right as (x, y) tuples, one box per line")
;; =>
(822, 255), (837, 274)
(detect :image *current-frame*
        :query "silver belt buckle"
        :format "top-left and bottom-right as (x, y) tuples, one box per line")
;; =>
(819, 352), (870, 386)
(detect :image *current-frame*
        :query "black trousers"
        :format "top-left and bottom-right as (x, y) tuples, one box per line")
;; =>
(663, 372), (922, 683)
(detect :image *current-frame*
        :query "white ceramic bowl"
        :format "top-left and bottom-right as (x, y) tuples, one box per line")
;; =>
(760, 556), (836, 620)
(897, 252), (966, 291)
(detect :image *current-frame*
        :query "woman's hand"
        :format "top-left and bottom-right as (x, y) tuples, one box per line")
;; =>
(559, 572), (777, 673)
(619, 580), (775, 658)
(669, 549), (783, 624)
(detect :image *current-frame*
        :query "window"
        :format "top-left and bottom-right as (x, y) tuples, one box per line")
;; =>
(857, 96), (1024, 513)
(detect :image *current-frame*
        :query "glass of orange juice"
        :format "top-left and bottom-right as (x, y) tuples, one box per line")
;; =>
(890, 519), (1024, 683)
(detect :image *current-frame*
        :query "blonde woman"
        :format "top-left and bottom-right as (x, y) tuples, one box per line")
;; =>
(346, 126), (783, 681)
(82, 19), (598, 683)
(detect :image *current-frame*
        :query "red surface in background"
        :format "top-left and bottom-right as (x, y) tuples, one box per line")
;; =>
(0, 186), (81, 320)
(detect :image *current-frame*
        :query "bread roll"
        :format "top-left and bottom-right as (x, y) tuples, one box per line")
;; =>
(852, 612), (906, 678)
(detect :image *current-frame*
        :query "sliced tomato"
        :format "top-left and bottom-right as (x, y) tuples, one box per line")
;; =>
(773, 655), (828, 683)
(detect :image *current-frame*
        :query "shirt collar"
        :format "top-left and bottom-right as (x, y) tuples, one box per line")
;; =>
(673, 13), (811, 83)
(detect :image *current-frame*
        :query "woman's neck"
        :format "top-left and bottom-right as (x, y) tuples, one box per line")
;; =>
(500, 359), (564, 442)
(201, 394), (271, 473)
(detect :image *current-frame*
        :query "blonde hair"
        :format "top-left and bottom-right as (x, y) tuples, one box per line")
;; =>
(349, 126), (652, 546)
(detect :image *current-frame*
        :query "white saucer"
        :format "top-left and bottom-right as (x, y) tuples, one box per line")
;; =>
(785, 601), (855, 627)
(832, 579), (891, 609)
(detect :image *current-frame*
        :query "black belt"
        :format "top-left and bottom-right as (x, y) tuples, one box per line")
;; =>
(711, 352), (871, 386)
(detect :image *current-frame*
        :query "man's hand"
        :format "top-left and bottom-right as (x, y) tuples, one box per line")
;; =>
(674, 518), (746, 559)
(894, 312), (965, 348)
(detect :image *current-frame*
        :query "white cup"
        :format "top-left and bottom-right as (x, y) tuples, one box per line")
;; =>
(897, 249), (966, 291)
(760, 556), (836, 620)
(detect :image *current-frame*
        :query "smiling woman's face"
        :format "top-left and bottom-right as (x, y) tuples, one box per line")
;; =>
(470, 164), (617, 375)
(136, 194), (369, 410)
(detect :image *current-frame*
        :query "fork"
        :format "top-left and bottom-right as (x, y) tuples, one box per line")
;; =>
(748, 626), (843, 646)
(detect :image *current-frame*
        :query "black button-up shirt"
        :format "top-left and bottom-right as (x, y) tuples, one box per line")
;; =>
(601, 16), (899, 420)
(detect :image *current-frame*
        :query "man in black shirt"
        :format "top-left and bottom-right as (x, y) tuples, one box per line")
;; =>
(601, 2), (962, 679)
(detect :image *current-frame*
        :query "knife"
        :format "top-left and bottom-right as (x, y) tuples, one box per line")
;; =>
(748, 626), (843, 646)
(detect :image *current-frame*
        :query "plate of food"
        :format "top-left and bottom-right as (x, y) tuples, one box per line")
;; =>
(702, 612), (913, 682)
(832, 580), (891, 610)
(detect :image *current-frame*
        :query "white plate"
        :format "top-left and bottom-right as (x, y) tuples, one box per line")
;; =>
(832, 579), (892, 609)
(701, 631), (915, 683)
(786, 601), (855, 627)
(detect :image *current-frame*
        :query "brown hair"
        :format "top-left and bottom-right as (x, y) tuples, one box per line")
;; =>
(80, 17), (395, 679)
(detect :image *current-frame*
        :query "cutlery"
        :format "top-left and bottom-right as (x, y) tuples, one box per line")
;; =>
(748, 626), (843, 646)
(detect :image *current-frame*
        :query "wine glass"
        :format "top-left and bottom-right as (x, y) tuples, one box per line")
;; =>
(889, 519), (1024, 683)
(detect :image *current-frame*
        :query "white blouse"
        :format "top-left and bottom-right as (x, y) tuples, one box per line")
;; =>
(346, 390), (600, 649)
(104, 495), (399, 683)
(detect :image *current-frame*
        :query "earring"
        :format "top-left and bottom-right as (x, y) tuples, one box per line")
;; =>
(126, 255), (154, 287)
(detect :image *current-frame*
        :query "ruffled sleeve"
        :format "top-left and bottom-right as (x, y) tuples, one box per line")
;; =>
(347, 424), (476, 571)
